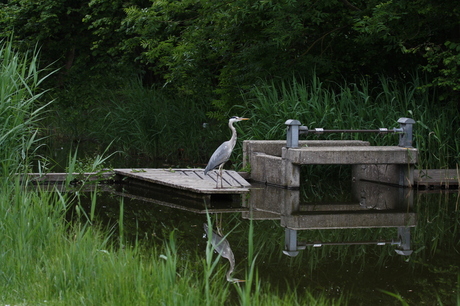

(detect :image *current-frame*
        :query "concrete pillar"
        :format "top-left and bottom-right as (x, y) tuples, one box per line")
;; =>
(397, 117), (415, 148)
(285, 119), (301, 148)
(282, 147), (301, 189)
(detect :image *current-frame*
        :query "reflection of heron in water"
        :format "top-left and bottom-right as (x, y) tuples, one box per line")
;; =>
(203, 223), (245, 283)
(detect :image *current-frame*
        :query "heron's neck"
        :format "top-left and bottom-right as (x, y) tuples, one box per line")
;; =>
(226, 256), (236, 281)
(228, 121), (237, 147)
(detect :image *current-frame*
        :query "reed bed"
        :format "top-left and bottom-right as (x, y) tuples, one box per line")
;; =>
(236, 74), (459, 172)
(49, 70), (458, 173)
(0, 38), (52, 176)
(0, 184), (218, 304)
(1, 182), (345, 305)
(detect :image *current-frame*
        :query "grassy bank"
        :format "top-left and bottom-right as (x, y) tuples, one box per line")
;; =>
(1, 180), (349, 305)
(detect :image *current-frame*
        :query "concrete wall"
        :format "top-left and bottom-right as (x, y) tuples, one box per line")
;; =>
(243, 140), (370, 167)
(243, 140), (417, 188)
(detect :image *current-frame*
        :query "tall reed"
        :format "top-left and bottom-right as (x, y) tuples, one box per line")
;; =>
(0, 38), (53, 176)
(237, 74), (458, 171)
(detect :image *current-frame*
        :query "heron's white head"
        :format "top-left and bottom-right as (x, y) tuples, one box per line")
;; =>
(229, 116), (250, 123)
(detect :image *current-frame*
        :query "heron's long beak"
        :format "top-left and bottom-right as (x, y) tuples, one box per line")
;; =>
(230, 279), (246, 283)
(239, 118), (250, 121)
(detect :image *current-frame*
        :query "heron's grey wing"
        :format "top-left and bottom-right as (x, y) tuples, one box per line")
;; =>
(204, 141), (232, 174)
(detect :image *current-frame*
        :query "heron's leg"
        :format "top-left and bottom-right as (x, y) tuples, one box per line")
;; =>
(221, 166), (224, 188)
(214, 168), (219, 188)
(216, 213), (223, 236)
(218, 163), (225, 188)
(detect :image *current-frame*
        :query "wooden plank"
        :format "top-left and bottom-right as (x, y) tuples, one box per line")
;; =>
(414, 169), (459, 189)
(114, 168), (250, 194)
(26, 172), (114, 183)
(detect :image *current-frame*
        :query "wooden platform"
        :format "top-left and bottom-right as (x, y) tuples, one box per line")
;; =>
(25, 168), (459, 192)
(114, 168), (251, 194)
(27, 172), (114, 183)
(414, 169), (459, 189)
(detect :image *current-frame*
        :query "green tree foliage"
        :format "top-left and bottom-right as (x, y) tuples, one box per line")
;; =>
(353, 0), (460, 101)
(0, 0), (144, 86)
(121, 0), (460, 115)
(0, 0), (459, 115)
(122, 0), (364, 116)
(82, 0), (151, 71)
(0, 0), (92, 84)
(421, 41), (460, 95)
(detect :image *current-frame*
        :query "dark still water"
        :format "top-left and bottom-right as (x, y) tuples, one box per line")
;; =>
(72, 179), (459, 305)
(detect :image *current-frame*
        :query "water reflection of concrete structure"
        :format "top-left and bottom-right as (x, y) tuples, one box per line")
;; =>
(243, 181), (416, 257)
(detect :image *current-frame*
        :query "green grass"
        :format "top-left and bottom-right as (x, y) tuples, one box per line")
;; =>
(0, 38), (54, 176)
(0, 181), (348, 305)
(0, 185), (214, 304)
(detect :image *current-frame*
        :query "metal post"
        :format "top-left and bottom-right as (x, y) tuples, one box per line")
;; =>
(282, 228), (306, 257)
(285, 119), (301, 148)
(283, 228), (299, 257)
(397, 118), (415, 148)
(395, 227), (413, 256)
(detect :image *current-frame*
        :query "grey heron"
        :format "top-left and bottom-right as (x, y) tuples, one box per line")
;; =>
(203, 223), (245, 283)
(204, 116), (249, 188)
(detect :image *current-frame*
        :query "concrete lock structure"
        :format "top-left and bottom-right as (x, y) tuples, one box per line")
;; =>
(243, 118), (417, 188)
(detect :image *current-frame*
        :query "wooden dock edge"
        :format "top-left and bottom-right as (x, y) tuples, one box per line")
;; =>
(25, 172), (115, 183)
(414, 169), (459, 189)
(24, 168), (459, 190)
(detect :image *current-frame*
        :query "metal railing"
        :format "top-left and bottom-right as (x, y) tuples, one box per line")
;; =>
(285, 117), (415, 148)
